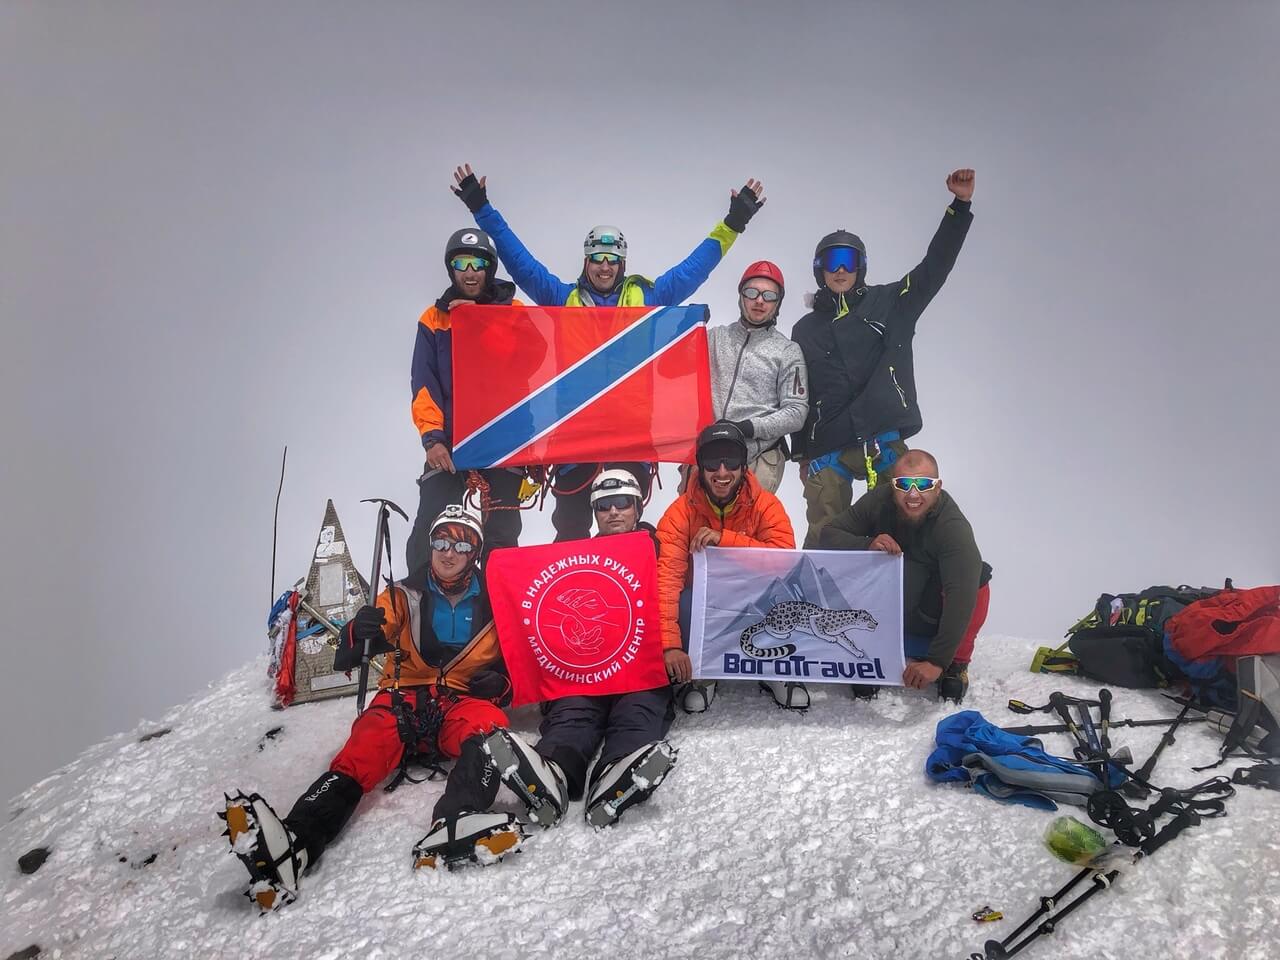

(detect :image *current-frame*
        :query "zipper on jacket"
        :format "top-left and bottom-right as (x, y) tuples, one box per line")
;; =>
(721, 327), (752, 419)
(808, 400), (822, 442)
(889, 365), (908, 408)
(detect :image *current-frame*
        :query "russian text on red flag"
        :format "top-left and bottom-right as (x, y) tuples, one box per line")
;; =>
(486, 533), (667, 707)
(450, 304), (710, 469)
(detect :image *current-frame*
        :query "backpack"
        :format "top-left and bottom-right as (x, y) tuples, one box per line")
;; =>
(1031, 583), (1229, 687)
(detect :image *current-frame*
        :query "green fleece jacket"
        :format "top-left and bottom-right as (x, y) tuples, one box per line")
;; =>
(818, 484), (991, 666)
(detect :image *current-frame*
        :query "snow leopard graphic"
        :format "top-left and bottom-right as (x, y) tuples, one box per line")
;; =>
(739, 601), (878, 660)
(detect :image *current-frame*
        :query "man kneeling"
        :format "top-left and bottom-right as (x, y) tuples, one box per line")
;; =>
(658, 422), (800, 712)
(818, 450), (991, 702)
(528, 469), (679, 828)
(219, 507), (568, 909)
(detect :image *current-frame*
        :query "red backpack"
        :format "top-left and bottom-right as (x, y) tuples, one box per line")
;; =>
(1166, 585), (1280, 661)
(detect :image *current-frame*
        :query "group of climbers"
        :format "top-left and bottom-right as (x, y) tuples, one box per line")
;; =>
(222, 164), (990, 908)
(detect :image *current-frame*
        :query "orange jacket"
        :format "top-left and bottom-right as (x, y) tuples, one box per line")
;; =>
(655, 471), (795, 649)
(373, 581), (503, 694)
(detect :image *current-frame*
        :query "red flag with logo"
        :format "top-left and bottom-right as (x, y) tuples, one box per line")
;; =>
(450, 304), (711, 468)
(486, 533), (667, 707)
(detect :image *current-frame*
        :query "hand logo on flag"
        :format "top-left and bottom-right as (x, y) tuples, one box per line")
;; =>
(486, 534), (668, 706)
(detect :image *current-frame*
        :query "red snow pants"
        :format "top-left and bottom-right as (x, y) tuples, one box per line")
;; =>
(952, 583), (991, 665)
(328, 687), (508, 793)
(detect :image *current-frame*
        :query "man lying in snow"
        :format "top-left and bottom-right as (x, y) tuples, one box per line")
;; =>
(220, 506), (568, 909)
(818, 449), (992, 703)
(527, 469), (679, 828)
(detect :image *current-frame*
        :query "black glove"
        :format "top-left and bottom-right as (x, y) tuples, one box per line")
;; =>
(333, 605), (391, 672)
(724, 184), (763, 233)
(467, 669), (512, 705)
(453, 172), (488, 214)
(732, 419), (755, 439)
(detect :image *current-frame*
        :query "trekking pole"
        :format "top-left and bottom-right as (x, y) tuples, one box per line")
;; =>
(1008, 695), (1099, 716)
(1126, 699), (1197, 799)
(355, 497), (408, 715)
(1076, 702), (1104, 757)
(1097, 688), (1113, 752)
(1003, 716), (1207, 737)
(1049, 692), (1093, 760)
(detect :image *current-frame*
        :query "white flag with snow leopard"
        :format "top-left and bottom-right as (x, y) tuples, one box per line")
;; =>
(689, 547), (904, 686)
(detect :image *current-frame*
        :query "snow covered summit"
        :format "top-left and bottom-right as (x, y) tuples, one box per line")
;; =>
(3, 637), (1276, 959)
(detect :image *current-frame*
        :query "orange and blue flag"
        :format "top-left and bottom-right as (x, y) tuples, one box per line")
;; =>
(450, 304), (711, 468)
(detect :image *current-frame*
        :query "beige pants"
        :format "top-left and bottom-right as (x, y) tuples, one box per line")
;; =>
(801, 440), (909, 548)
(749, 445), (787, 494)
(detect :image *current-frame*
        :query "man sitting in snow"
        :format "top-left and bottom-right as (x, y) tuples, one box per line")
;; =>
(220, 506), (569, 909)
(528, 469), (678, 828)
(658, 421), (799, 712)
(817, 450), (991, 702)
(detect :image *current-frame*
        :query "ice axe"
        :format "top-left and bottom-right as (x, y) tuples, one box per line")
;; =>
(355, 497), (408, 715)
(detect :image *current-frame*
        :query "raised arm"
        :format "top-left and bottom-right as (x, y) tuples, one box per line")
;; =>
(452, 163), (574, 306)
(650, 180), (766, 304)
(894, 169), (975, 317)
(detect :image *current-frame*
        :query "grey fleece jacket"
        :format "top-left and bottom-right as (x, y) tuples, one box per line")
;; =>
(708, 319), (809, 460)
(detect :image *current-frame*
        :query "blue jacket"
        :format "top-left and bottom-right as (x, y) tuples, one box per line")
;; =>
(474, 202), (738, 307)
(927, 710), (1122, 810)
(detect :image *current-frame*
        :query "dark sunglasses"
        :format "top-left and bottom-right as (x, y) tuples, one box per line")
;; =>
(450, 255), (490, 272)
(593, 494), (636, 513)
(698, 456), (745, 472)
(816, 247), (861, 274)
(430, 538), (476, 554)
(892, 476), (940, 492)
(741, 286), (780, 303)
(587, 252), (623, 264)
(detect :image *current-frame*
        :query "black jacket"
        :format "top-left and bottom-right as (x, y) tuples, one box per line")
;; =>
(818, 484), (991, 667)
(790, 200), (973, 459)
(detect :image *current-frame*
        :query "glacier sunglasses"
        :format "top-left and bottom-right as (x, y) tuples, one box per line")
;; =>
(593, 495), (637, 513)
(892, 476), (941, 493)
(740, 286), (780, 302)
(449, 255), (490, 272)
(698, 455), (746, 472)
(429, 538), (476, 555)
(587, 252), (623, 264)
(816, 246), (861, 274)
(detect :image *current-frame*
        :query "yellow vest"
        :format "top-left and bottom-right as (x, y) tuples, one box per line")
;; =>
(565, 275), (652, 307)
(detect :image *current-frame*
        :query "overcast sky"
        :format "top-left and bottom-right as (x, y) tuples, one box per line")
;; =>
(2, 1), (1277, 803)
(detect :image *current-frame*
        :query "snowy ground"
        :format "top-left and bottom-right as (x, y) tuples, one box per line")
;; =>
(3, 635), (1278, 960)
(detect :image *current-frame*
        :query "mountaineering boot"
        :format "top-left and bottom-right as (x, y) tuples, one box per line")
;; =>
(585, 740), (678, 828)
(412, 811), (528, 871)
(937, 663), (970, 703)
(759, 680), (810, 711)
(681, 680), (717, 714)
(849, 683), (879, 700)
(432, 735), (501, 824)
(220, 770), (362, 912)
(481, 728), (569, 827)
(221, 792), (310, 913)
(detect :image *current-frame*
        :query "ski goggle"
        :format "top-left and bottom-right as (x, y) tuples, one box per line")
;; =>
(892, 476), (940, 493)
(741, 287), (780, 302)
(587, 252), (623, 264)
(593, 494), (637, 513)
(816, 247), (861, 274)
(430, 538), (476, 555)
(449, 255), (490, 272)
(698, 455), (746, 472)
